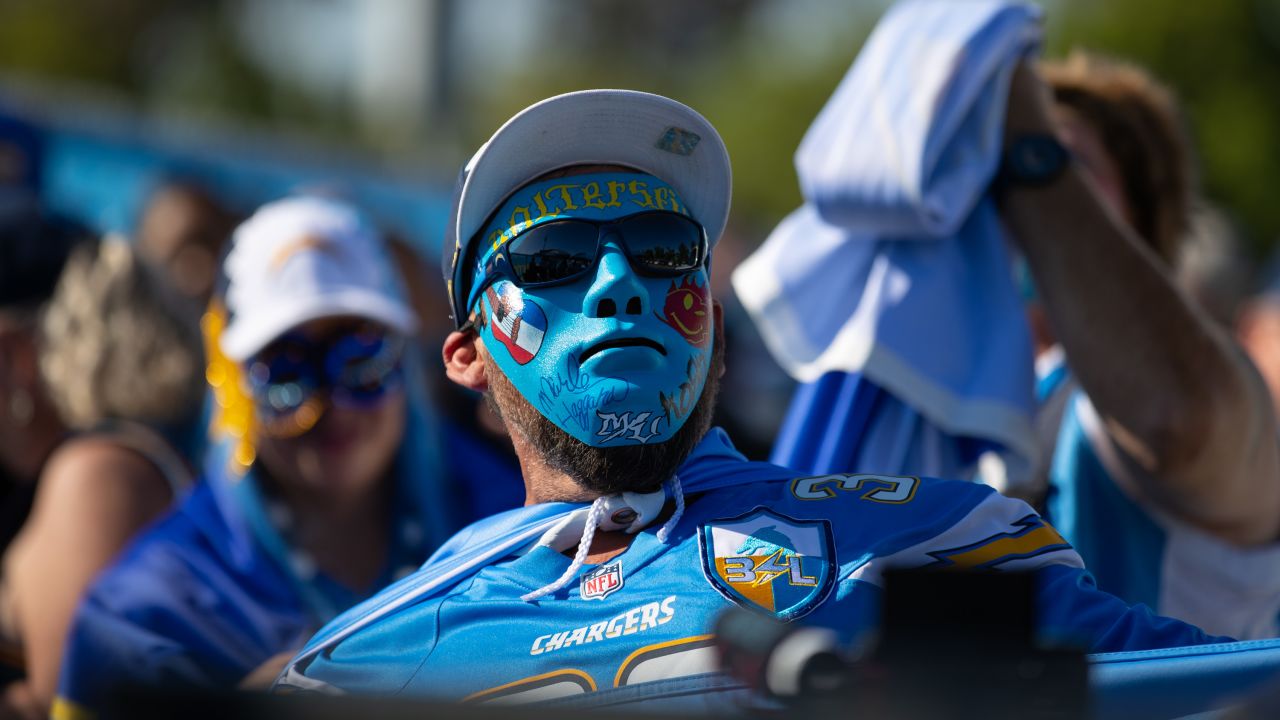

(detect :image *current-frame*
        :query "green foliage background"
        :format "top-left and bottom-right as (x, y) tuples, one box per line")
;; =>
(1045, 0), (1280, 258)
(1, 0), (1277, 255)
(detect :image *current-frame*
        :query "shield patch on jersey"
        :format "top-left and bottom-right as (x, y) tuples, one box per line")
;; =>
(699, 507), (836, 621)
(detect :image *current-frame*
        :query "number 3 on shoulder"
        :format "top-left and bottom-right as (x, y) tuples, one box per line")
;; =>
(790, 473), (919, 504)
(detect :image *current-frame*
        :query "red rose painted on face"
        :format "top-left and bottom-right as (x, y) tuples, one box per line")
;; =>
(657, 275), (710, 347)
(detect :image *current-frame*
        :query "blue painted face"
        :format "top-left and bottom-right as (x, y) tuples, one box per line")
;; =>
(469, 172), (714, 447)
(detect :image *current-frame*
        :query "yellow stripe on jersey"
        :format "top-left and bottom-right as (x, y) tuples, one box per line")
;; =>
(929, 515), (1071, 570)
(463, 668), (597, 704)
(614, 634), (717, 687)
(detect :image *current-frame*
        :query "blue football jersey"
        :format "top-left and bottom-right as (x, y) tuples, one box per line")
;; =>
(278, 429), (1225, 708)
(1046, 391), (1280, 639)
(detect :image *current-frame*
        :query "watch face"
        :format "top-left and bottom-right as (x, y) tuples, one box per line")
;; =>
(1009, 135), (1068, 185)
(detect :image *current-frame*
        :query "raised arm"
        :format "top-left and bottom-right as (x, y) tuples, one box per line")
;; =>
(998, 62), (1280, 545)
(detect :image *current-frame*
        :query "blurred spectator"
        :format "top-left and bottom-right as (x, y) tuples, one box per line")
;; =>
(385, 232), (449, 341)
(710, 221), (795, 460)
(1236, 257), (1280, 423)
(0, 193), (81, 557)
(0, 116), (42, 192)
(1179, 201), (1280, 429)
(1177, 202), (1252, 330)
(1172, 203), (1280, 437)
(1012, 50), (1200, 495)
(134, 181), (239, 310)
(0, 194), (206, 718)
(54, 196), (517, 717)
(1006, 52), (1280, 638)
(1020, 51), (1192, 363)
(385, 231), (522, 517)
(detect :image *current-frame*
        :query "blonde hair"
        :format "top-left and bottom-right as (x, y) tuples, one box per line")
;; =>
(38, 239), (205, 430)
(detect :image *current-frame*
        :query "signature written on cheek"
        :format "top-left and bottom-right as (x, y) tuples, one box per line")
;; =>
(534, 355), (632, 433)
(559, 384), (630, 433)
(538, 357), (600, 412)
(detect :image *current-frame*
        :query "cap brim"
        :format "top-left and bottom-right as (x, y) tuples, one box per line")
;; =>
(220, 290), (418, 362)
(456, 90), (732, 257)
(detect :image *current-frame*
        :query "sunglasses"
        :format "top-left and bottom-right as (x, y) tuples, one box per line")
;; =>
(247, 325), (405, 430)
(467, 211), (707, 312)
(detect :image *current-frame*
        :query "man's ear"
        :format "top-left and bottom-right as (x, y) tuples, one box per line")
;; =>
(443, 330), (489, 392)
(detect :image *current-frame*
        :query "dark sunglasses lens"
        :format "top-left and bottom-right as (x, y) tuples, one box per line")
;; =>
(507, 221), (600, 284)
(249, 344), (316, 416)
(326, 331), (404, 406)
(620, 214), (703, 274)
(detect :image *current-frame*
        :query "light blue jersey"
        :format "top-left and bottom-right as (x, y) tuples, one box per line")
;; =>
(1046, 390), (1280, 640)
(278, 429), (1225, 708)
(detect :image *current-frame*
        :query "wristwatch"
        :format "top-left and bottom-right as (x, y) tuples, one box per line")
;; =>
(997, 134), (1070, 191)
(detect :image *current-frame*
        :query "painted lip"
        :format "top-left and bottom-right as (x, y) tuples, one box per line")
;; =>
(579, 337), (667, 365)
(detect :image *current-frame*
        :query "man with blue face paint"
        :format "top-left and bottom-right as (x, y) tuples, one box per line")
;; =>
(275, 89), (1231, 710)
(459, 164), (719, 497)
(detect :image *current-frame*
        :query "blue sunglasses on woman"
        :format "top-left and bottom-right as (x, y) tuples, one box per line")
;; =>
(247, 322), (405, 437)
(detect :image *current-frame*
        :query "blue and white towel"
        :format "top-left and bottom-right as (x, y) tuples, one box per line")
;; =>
(733, 0), (1042, 481)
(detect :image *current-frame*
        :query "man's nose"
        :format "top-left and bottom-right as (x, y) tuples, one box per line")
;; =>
(582, 238), (648, 318)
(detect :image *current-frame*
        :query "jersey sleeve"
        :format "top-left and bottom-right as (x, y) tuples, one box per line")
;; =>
(53, 509), (287, 720)
(54, 589), (214, 720)
(846, 488), (1232, 653)
(848, 490), (1084, 587)
(1034, 563), (1232, 653)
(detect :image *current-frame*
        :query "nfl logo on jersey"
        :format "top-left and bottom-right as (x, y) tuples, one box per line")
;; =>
(580, 562), (624, 601)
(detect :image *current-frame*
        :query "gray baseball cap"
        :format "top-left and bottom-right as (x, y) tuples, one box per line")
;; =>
(442, 89), (732, 327)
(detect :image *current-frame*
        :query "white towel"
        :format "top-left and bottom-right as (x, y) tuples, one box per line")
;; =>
(734, 0), (1043, 474)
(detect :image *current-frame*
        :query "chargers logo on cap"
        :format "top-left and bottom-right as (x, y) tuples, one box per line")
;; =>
(656, 127), (701, 156)
(486, 280), (546, 365)
(269, 234), (342, 272)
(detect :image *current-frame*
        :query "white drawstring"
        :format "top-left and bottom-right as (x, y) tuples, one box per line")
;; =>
(520, 497), (608, 602)
(520, 475), (685, 603)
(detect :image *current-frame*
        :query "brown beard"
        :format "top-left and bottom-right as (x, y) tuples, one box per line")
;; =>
(485, 330), (724, 498)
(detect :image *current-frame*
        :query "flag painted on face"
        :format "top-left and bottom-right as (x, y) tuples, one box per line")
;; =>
(487, 281), (547, 365)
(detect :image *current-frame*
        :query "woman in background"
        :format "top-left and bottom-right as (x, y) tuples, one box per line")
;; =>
(54, 196), (473, 719)
(0, 193), (205, 718)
